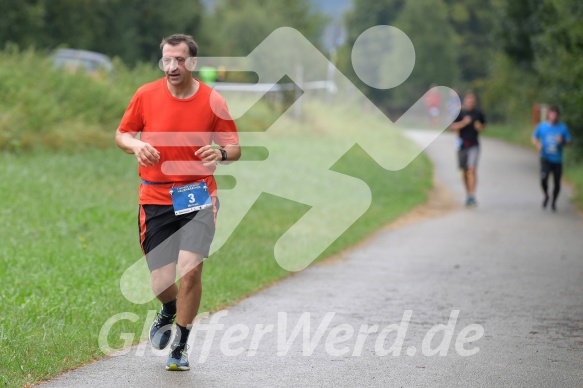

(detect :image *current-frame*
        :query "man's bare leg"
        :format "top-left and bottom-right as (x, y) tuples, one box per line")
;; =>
(164, 251), (204, 370)
(149, 262), (178, 350)
(467, 166), (477, 197)
(151, 262), (178, 303)
(176, 250), (204, 327)
(462, 168), (477, 205)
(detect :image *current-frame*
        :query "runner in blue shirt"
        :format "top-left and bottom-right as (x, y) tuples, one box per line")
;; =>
(531, 106), (572, 211)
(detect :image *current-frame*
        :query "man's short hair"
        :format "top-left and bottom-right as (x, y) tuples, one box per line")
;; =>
(549, 105), (561, 115)
(160, 34), (198, 57)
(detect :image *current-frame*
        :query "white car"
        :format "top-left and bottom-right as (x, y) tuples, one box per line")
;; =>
(52, 48), (113, 77)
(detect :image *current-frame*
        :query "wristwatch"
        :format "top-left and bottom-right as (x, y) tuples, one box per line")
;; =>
(219, 148), (228, 161)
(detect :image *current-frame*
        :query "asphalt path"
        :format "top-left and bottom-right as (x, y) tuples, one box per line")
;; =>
(41, 131), (583, 387)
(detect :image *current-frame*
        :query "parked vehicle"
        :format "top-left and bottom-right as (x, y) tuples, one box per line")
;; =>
(52, 48), (113, 77)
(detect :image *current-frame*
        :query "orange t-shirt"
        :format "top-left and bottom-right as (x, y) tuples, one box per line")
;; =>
(118, 78), (239, 205)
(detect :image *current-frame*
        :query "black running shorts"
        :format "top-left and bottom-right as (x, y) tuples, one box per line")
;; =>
(138, 198), (219, 272)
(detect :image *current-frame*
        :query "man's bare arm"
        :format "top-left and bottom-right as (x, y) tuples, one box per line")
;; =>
(115, 128), (160, 167)
(223, 144), (242, 164)
(195, 144), (241, 166)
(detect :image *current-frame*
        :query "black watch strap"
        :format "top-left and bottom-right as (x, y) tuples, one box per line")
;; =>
(220, 148), (228, 161)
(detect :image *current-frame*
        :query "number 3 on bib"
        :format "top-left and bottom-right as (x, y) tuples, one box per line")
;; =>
(170, 182), (212, 215)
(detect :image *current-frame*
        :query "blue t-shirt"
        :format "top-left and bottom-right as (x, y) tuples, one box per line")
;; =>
(533, 121), (571, 163)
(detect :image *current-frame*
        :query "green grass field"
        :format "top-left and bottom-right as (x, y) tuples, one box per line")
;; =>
(484, 123), (583, 208)
(0, 102), (432, 387)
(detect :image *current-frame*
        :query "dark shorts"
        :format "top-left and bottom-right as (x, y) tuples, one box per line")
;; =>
(540, 157), (562, 180)
(458, 145), (479, 170)
(138, 198), (219, 272)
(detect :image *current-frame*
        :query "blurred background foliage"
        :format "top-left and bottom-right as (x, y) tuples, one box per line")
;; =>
(0, 0), (582, 153)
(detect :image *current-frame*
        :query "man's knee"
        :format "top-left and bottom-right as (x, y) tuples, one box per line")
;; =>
(181, 265), (202, 281)
(179, 268), (203, 294)
(178, 254), (204, 286)
(150, 265), (176, 294)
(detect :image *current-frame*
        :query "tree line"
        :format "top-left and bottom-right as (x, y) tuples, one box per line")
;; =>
(0, 0), (323, 63)
(493, 0), (582, 154)
(340, 0), (581, 152)
(1, 0), (581, 151)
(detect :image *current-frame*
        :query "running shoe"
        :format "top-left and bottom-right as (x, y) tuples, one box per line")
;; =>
(149, 310), (175, 350)
(166, 343), (190, 371)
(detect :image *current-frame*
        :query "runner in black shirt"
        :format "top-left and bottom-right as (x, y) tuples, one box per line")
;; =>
(450, 91), (486, 206)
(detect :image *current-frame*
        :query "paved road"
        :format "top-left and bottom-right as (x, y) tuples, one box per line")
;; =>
(42, 132), (583, 387)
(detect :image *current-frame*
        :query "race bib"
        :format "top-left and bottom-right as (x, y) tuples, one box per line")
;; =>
(544, 134), (558, 154)
(169, 182), (212, 216)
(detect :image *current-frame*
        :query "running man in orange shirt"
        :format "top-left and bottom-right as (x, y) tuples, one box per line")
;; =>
(115, 34), (240, 371)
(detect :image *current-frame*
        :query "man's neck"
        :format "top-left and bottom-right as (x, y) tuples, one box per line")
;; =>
(167, 78), (199, 99)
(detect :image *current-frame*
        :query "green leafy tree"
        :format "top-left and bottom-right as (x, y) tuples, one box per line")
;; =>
(40, 0), (112, 50)
(392, 0), (459, 107)
(104, 0), (203, 64)
(338, 0), (458, 111)
(344, 0), (404, 47)
(488, 0), (582, 150)
(202, 0), (326, 57)
(0, 0), (204, 65)
(482, 0), (542, 120)
(533, 0), (583, 153)
(336, 0), (404, 105)
(494, 0), (542, 70)
(443, 0), (496, 86)
(0, 0), (45, 49)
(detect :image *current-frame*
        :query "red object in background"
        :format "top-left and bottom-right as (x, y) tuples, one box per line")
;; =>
(532, 103), (549, 128)
(425, 89), (441, 108)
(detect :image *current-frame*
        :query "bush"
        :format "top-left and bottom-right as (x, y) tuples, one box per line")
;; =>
(481, 52), (538, 123)
(0, 46), (160, 152)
